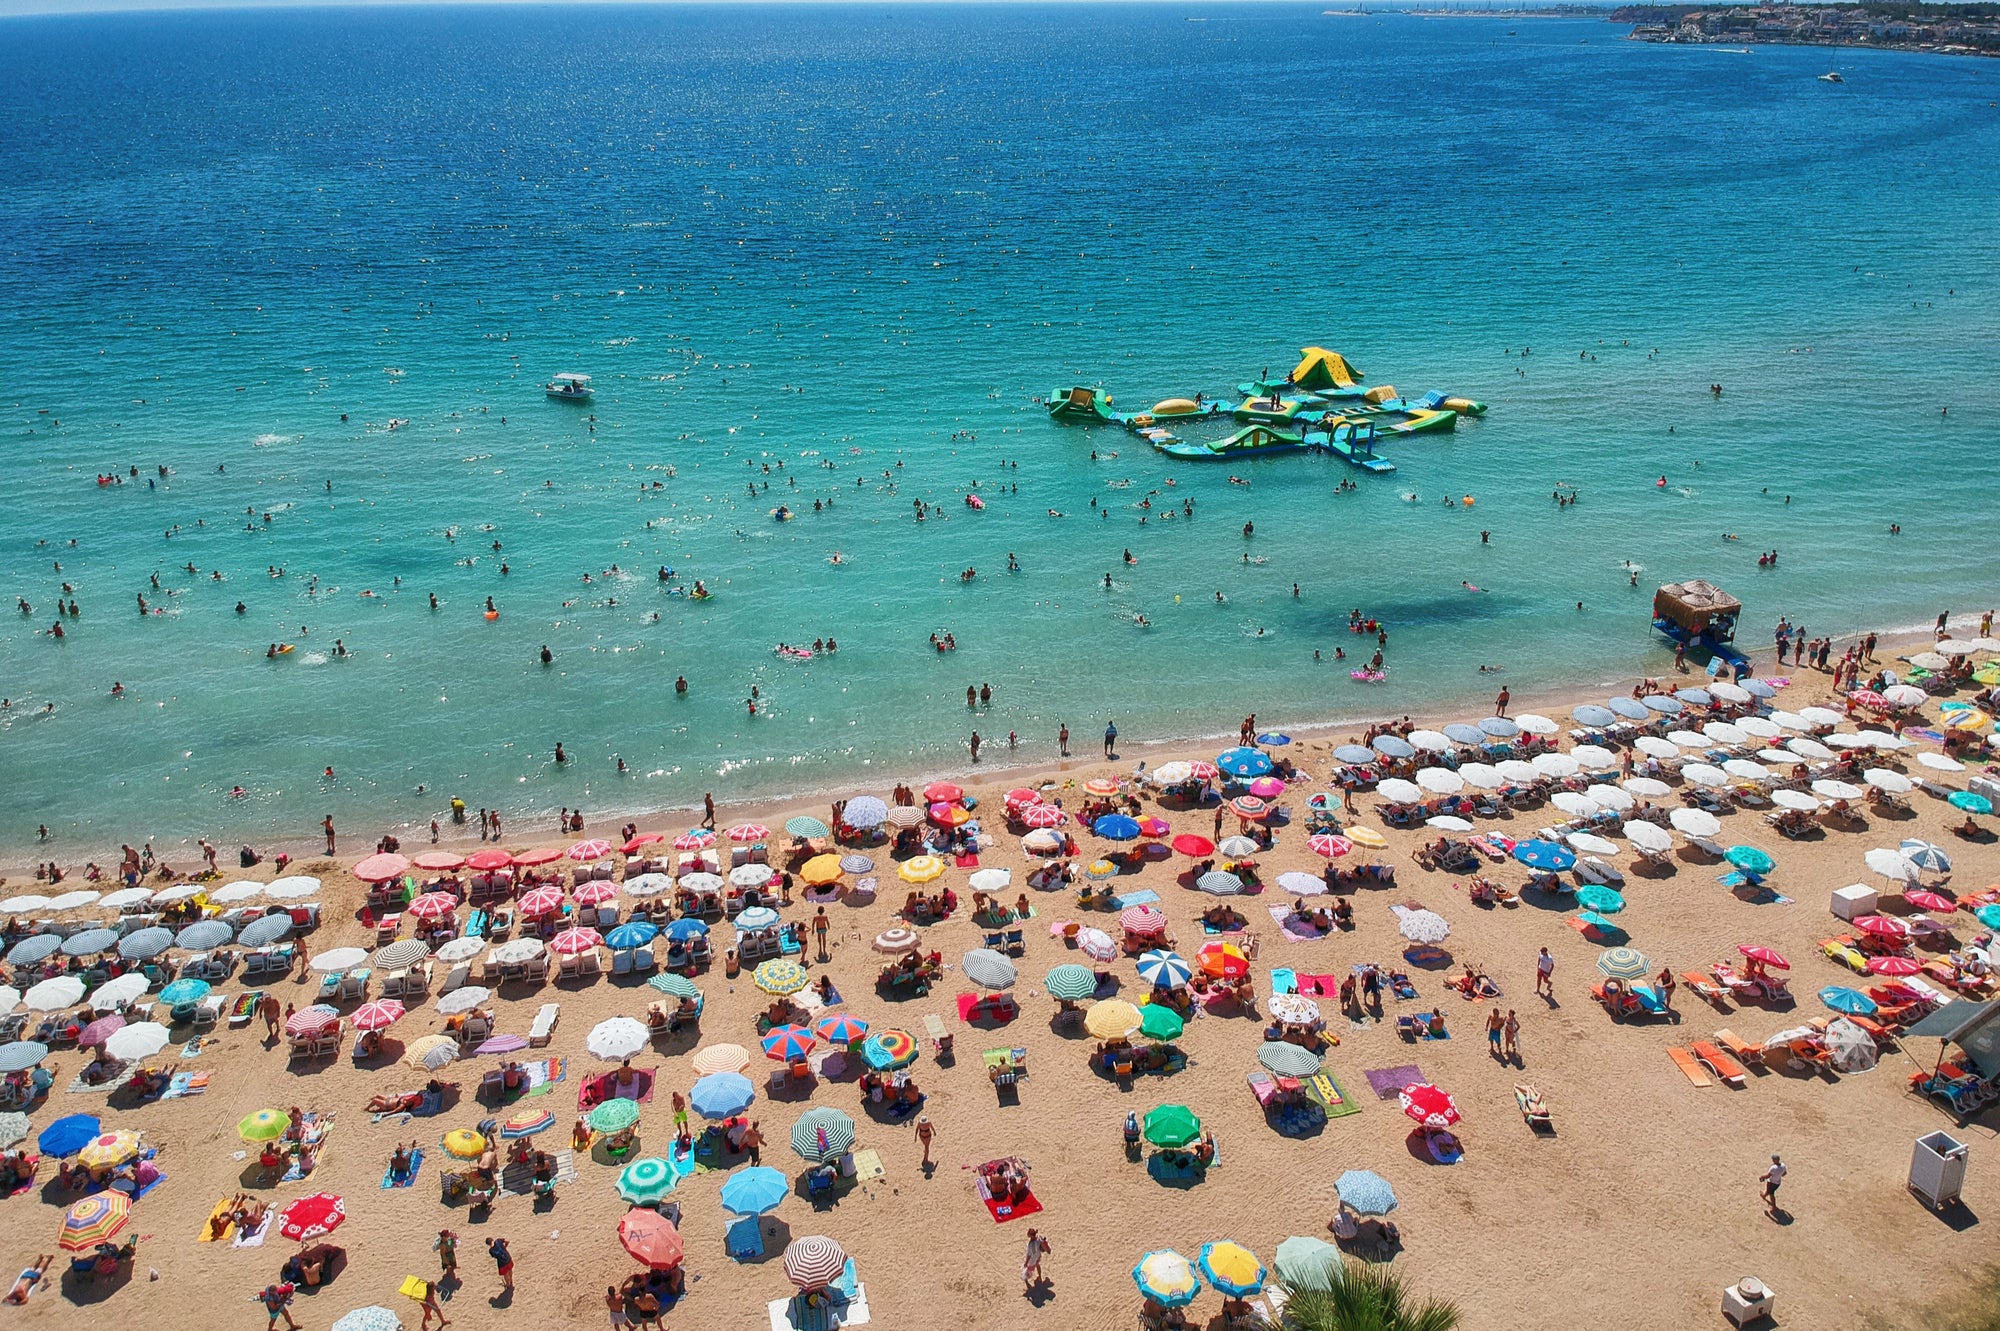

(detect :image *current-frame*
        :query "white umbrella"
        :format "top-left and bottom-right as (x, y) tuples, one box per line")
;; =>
(0, 986), (19, 1014)
(1864, 732), (1910, 750)
(1624, 822), (1673, 853)
(1771, 789), (1820, 811)
(1268, 993), (1322, 1025)
(0, 895), (50, 913)
(1666, 730), (1710, 749)
(1151, 762), (1193, 785)
(47, 890), (101, 911)
(1277, 872), (1327, 897)
(1756, 749), (1798, 765)
(1552, 791), (1599, 818)
(435, 936), (487, 963)
(1513, 714), (1558, 736)
(1570, 745), (1618, 770)
(1798, 706), (1843, 728)
(1021, 830), (1063, 854)
(24, 977), (85, 1011)
(210, 881), (264, 904)
(1415, 768), (1464, 795)
(1708, 681), (1752, 704)
(1883, 685), (1928, 709)
(1787, 738), (1834, 761)
(1769, 711), (1810, 733)
(1495, 759), (1539, 783)
(967, 868), (1013, 894)
(1457, 763), (1503, 790)
(1621, 777), (1672, 798)
(1863, 769), (1913, 794)
(1864, 848), (1919, 884)
(1812, 779), (1864, 800)
(726, 864), (774, 889)
(91, 974), (150, 1011)
(104, 1022), (171, 1062)
(1217, 836), (1261, 858)
(1397, 910), (1450, 944)
(680, 872), (727, 895)
(1568, 832), (1620, 856)
(436, 986), (491, 1015)
(151, 883), (206, 904)
(266, 876), (322, 899)
(1408, 730), (1452, 753)
(1918, 752), (1965, 772)
(1910, 652), (1952, 671)
(1376, 779), (1425, 805)
(624, 872), (676, 897)
(1704, 722), (1749, 746)
(1533, 753), (1580, 778)
(1936, 640), (1976, 656)
(1823, 733), (1870, 750)
(1076, 928), (1116, 962)
(1670, 809), (1721, 838)
(1590, 786), (1636, 812)
(1634, 736), (1680, 760)
(1426, 816), (1474, 832)
(587, 1016), (651, 1061)
(1736, 716), (1782, 739)
(1722, 759), (1776, 783)
(96, 887), (155, 909)
(1681, 763), (1727, 788)
(310, 947), (370, 974)
(492, 938), (545, 964)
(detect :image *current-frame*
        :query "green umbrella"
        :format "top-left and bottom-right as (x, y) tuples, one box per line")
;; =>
(1139, 1004), (1185, 1041)
(790, 1107), (857, 1164)
(785, 817), (830, 839)
(1142, 1104), (1201, 1148)
(649, 973), (701, 999)
(1273, 1236), (1339, 1292)
(1044, 964), (1097, 1001)
(616, 1156), (677, 1204)
(588, 1098), (641, 1133)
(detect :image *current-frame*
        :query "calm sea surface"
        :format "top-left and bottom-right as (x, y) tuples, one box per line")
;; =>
(2, 3), (1996, 849)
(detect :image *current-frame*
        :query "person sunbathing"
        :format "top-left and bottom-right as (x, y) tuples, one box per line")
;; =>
(389, 1142), (416, 1175)
(230, 1194), (269, 1231)
(4, 1255), (52, 1305)
(1427, 1009), (1447, 1037)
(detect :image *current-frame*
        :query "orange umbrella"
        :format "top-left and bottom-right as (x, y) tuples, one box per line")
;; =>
(618, 1207), (684, 1269)
(1198, 941), (1250, 979)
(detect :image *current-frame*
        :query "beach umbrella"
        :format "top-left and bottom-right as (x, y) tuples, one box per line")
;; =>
(1217, 835), (1260, 858)
(1603, 698), (1647, 723)
(1864, 849), (1920, 884)
(1902, 889), (1955, 914)
(690, 1043), (751, 1076)
(44, 890), (100, 911)
(1853, 915), (1912, 940)
(278, 1192), (346, 1243)
(1495, 759), (1540, 783)
(157, 977), (212, 1008)
(842, 797), (889, 834)
(753, 959), (811, 995)
(1335, 1169), (1398, 1216)
(0, 894), (51, 913)
(1198, 941), (1250, 979)
(1793, 705), (1841, 728)
(1669, 809), (1721, 838)
(718, 1164), (788, 1216)
(1899, 840), (1951, 873)
(761, 1025), (817, 1064)
(61, 928), (120, 957)
(1229, 796), (1271, 822)
(1867, 956), (1923, 978)
(1020, 805), (1069, 831)
(1514, 713), (1561, 735)
(1257, 1041), (1321, 1076)
(1574, 884), (1624, 914)
(548, 926), (603, 956)
(1592, 786), (1637, 813)
(40, 1114), (101, 1158)
(57, 1192), (130, 1252)
(1706, 722), (1750, 746)
(510, 848), (565, 868)
(1136, 950), (1193, 988)
(516, 887), (564, 917)
(1217, 747), (1274, 778)
(1347, 826), (1390, 851)
(691, 1071), (756, 1120)
(1093, 814), (1141, 841)
(799, 854), (844, 887)
(1332, 745), (1379, 766)
(1443, 723), (1486, 745)
(1400, 1083), (1461, 1129)
(1711, 680), (1755, 704)
(75, 1129), (141, 1171)
(285, 1005), (340, 1037)
(1068, 925), (1114, 961)
(238, 914), (293, 948)
(723, 821), (772, 845)
(1085, 999), (1142, 1040)
(884, 806), (926, 829)
(1769, 789), (1819, 812)
(0, 1041), (48, 1074)
(104, 1022), (170, 1061)
(1371, 736), (1416, 760)
(404, 1034), (460, 1072)
(869, 926), (921, 956)
(1307, 834), (1352, 859)
(572, 881), (619, 908)
(24, 976), (86, 1011)
(353, 853), (410, 883)
(1810, 779), (1863, 801)
(785, 816), (831, 839)
(619, 1208), (685, 1270)
(1571, 745), (1620, 770)
(351, 999), (407, 1033)
(1725, 845), (1775, 874)
(1143, 1104), (1201, 1148)
(614, 1156), (678, 1206)
(623, 873), (676, 899)
(962, 949), (1017, 991)
(435, 986), (494, 1018)
(734, 906), (782, 933)
(567, 839), (615, 862)
(1864, 769), (1913, 795)
(1195, 871), (1245, 897)
(1919, 752), (1966, 772)
(1666, 730), (1710, 750)
(464, 849), (514, 872)
(783, 1235), (847, 1292)
(1274, 1236), (1339, 1293)
(1120, 906), (1169, 936)
(1278, 872), (1327, 896)
(790, 1106), (857, 1165)
(586, 1017), (650, 1062)
(5, 935), (61, 967)
(1397, 910), (1451, 943)
(670, 830), (715, 853)
(209, 880), (265, 904)
(1820, 986), (1877, 1016)
(810, 1014), (867, 1048)
(1133, 1250), (1203, 1308)
(1553, 792), (1600, 819)
(1268, 993), (1321, 1026)
(1572, 704), (1617, 728)
(1721, 759), (1775, 783)
(898, 856), (946, 884)
(1376, 779), (1425, 805)
(77, 1014), (126, 1049)
(372, 938), (432, 971)
(0, 1113), (26, 1148)
(862, 1028), (919, 1071)
(1197, 1240), (1265, 1301)
(1480, 716), (1521, 737)
(1737, 717), (1784, 742)
(413, 851), (468, 872)
(91, 972), (150, 1012)
(1952, 791), (1994, 814)
(658, 919), (710, 946)
(1140, 1005), (1185, 1040)
(1676, 688), (1715, 707)
(1404, 730), (1448, 754)
(1512, 839), (1575, 871)
(1681, 763), (1728, 788)
(605, 921), (660, 950)
(1728, 946), (1789, 972)
(1597, 947), (1650, 983)
(645, 973), (702, 1007)
(1457, 763), (1504, 790)
(116, 927), (175, 962)
(587, 1098), (641, 1134)
(1045, 964), (1098, 1001)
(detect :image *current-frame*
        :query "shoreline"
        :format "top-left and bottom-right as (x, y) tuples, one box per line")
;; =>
(3, 616), (1958, 882)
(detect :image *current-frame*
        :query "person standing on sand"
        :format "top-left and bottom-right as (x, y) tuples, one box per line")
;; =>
(1022, 1227), (1050, 1291)
(1534, 947), (1555, 997)
(1760, 1155), (1786, 1214)
(916, 1114), (935, 1172)
(1103, 721), (1117, 758)
(294, 935), (311, 981)
(1058, 724), (1069, 758)
(486, 1236), (513, 1294)
(260, 993), (282, 1039)
(1486, 1005), (1504, 1058)
(322, 815), (336, 854)
(1494, 687), (1510, 717)
(813, 907), (829, 961)
(1502, 1009), (1520, 1061)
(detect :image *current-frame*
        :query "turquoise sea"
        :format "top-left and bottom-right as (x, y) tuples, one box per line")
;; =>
(2, 4), (1997, 853)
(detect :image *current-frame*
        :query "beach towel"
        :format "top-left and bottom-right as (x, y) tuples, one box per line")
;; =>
(522, 1057), (567, 1097)
(382, 1148), (425, 1189)
(1293, 974), (1339, 997)
(982, 1187), (1042, 1223)
(1363, 1065), (1425, 1100)
(1732, 884), (1793, 906)
(953, 853), (980, 868)
(1270, 968), (1297, 996)
(180, 1037), (210, 1058)
(130, 1170), (168, 1200)
(162, 1070), (211, 1099)
(499, 1148), (576, 1198)
(1304, 1072), (1361, 1119)
(64, 1073), (118, 1096)
(231, 1212), (274, 1248)
(846, 1148), (885, 1183)
(1108, 888), (1160, 910)
(197, 1198), (235, 1243)
(1268, 905), (1324, 942)
(580, 1068), (655, 1110)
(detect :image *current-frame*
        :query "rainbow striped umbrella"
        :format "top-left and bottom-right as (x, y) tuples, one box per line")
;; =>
(57, 1192), (130, 1251)
(500, 1107), (556, 1139)
(761, 1025), (817, 1063)
(860, 1028), (918, 1071)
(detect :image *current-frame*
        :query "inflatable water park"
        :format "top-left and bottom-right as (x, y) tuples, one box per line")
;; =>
(1048, 346), (1485, 475)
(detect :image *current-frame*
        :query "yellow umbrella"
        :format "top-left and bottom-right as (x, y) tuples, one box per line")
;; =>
(690, 1043), (752, 1075)
(1084, 999), (1143, 1040)
(753, 959), (811, 995)
(1344, 826), (1388, 849)
(800, 855), (844, 887)
(898, 855), (945, 884)
(76, 1129), (142, 1170)
(441, 1128), (487, 1160)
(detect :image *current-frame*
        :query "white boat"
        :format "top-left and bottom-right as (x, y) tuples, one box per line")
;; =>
(544, 373), (593, 402)
(1819, 71), (1844, 83)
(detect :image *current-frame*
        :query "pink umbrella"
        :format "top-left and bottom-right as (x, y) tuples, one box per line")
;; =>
(1852, 915), (1912, 938)
(1866, 956), (1922, 977)
(621, 833), (666, 854)
(352, 853), (411, 883)
(1308, 834), (1353, 859)
(512, 847), (565, 867)
(353, 999), (407, 1031)
(567, 839), (614, 862)
(574, 881), (620, 906)
(1020, 804), (1069, 829)
(1076, 928), (1117, 961)
(465, 849), (514, 872)
(672, 830), (715, 852)
(1187, 761), (1220, 782)
(929, 802), (969, 827)
(1904, 890), (1957, 913)
(406, 892), (459, 921)
(549, 927), (603, 956)
(1229, 796), (1270, 820)
(923, 782), (963, 804)
(285, 1005), (340, 1036)
(1004, 789), (1043, 811)
(725, 824), (769, 844)
(78, 1014), (126, 1048)
(1247, 777), (1285, 799)
(518, 886), (566, 916)
(411, 851), (466, 872)
(1399, 1083), (1462, 1129)
(1136, 816), (1172, 838)
(1120, 906), (1168, 936)
(1849, 690), (1890, 711)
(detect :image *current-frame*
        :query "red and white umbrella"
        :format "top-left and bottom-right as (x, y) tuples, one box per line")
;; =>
(725, 824), (769, 844)
(1848, 689), (1890, 711)
(1904, 890), (1957, 913)
(1187, 761), (1221, 782)
(1399, 1084), (1462, 1129)
(923, 782), (963, 804)
(406, 892), (459, 920)
(285, 1005), (341, 1037)
(567, 839), (615, 862)
(1867, 956), (1922, 977)
(549, 926), (604, 956)
(352, 999), (407, 1031)
(518, 886), (566, 916)
(512, 847), (565, 867)
(1076, 928), (1117, 962)
(574, 881), (621, 906)
(1120, 906), (1169, 935)
(672, 830), (716, 852)
(1853, 915), (1912, 939)
(1020, 804), (1069, 829)
(1004, 789), (1043, 812)
(277, 1192), (346, 1243)
(411, 851), (466, 872)
(1308, 834), (1353, 859)
(1736, 945), (1789, 970)
(352, 853), (410, 883)
(1229, 796), (1270, 820)
(782, 1235), (847, 1292)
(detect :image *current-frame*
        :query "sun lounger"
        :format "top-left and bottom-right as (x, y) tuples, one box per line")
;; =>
(1819, 937), (1869, 974)
(1712, 1029), (1763, 1066)
(1689, 1040), (1747, 1086)
(1666, 1047), (1712, 1086)
(1680, 973), (1730, 1009)
(529, 1002), (559, 1047)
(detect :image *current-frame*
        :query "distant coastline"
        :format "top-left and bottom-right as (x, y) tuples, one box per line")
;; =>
(1615, 3), (2000, 58)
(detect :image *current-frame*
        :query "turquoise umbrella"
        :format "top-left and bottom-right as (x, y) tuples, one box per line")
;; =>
(1574, 884), (1624, 914)
(158, 977), (212, 1006)
(1725, 845), (1775, 874)
(1335, 1169), (1397, 1216)
(649, 973), (701, 999)
(1950, 791), (1993, 814)
(784, 817), (830, 839)
(1819, 986), (1877, 1015)
(1978, 904), (2000, 930)
(1133, 1250), (1202, 1307)
(1044, 964), (1097, 1001)
(616, 1156), (678, 1204)
(588, 1098), (641, 1133)
(718, 1165), (789, 1216)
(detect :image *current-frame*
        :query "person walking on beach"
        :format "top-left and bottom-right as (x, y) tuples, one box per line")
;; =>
(1534, 947), (1555, 997)
(969, 731), (982, 762)
(486, 1236), (513, 1295)
(436, 1228), (459, 1283)
(1022, 1227), (1051, 1291)
(1058, 724), (1069, 758)
(1760, 1155), (1787, 1215)
(1502, 1009), (1520, 1061)
(321, 815), (336, 855)
(1103, 721), (1117, 758)
(260, 1282), (301, 1331)
(418, 1278), (451, 1331)
(259, 992), (282, 1040)
(916, 1114), (936, 1174)
(703, 793), (716, 829)
(1494, 686), (1510, 717)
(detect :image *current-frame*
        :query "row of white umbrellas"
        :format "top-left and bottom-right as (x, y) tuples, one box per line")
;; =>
(0, 876), (321, 914)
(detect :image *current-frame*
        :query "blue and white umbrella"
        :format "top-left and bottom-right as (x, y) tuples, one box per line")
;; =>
(1478, 716), (1520, 738)
(6, 935), (61, 966)
(606, 921), (659, 949)
(1195, 871), (1244, 897)
(175, 920), (233, 950)
(839, 854), (876, 874)
(1441, 724), (1485, 745)
(1742, 679), (1777, 699)
(0, 1041), (49, 1073)
(1900, 840), (1952, 873)
(1641, 694), (1684, 715)
(330, 1306), (403, 1331)
(238, 914), (293, 947)
(842, 797), (888, 830)
(1092, 814), (1142, 841)
(689, 1071), (755, 1119)
(1136, 950), (1193, 988)
(1512, 839), (1576, 871)
(1216, 747), (1273, 778)
(1332, 745), (1378, 765)
(1676, 688), (1714, 706)
(60, 928), (120, 957)
(718, 1164), (789, 1216)
(1335, 1169), (1398, 1216)
(666, 918), (709, 942)
(1572, 704), (1617, 729)
(1370, 736), (1416, 760)
(1255, 733), (1292, 747)
(117, 927), (175, 961)
(734, 906), (781, 932)
(1608, 697), (1651, 721)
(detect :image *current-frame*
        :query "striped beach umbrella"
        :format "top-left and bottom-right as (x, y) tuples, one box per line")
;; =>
(860, 1029), (918, 1071)
(373, 939), (432, 970)
(753, 959), (810, 995)
(616, 1156), (678, 1205)
(1136, 950), (1193, 988)
(1596, 947), (1651, 983)
(0, 1042), (47, 1073)
(77, 1014), (125, 1049)
(1076, 927), (1117, 962)
(727, 823), (771, 843)
(814, 1014), (869, 1045)
(549, 926), (603, 956)
(1020, 804), (1068, 829)
(785, 817), (831, 839)
(587, 1098), (641, 1134)
(352, 999), (407, 1032)
(1085, 1000), (1142, 1040)
(898, 855), (947, 883)
(790, 1107), (856, 1164)
(761, 1025), (817, 1063)
(1307, 834), (1352, 859)
(500, 1107), (556, 1138)
(517, 886), (565, 916)
(1257, 1041), (1321, 1076)
(1133, 1250), (1202, 1307)
(961, 949), (1017, 990)
(1195, 871), (1244, 897)
(403, 1034), (460, 1071)
(575, 881), (622, 907)
(783, 1235), (847, 1292)
(5, 935), (61, 968)
(1044, 964), (1098, 1001)
(286, 1005), (341, 1037)
(512, 848), (565, 867)
(57, 1192), (130, 1251)
(1120, 906), (1168, 936)
(672, 830), (715, 852)
(405, 892), (458, 921)
(568, 839), (615, 862)
(117, 927), (175, 961)
(650, 973), (702, 1000)
(734, 905), (781, 932)
(690, 1045), (751, 1076)
(871, 926), (920, 954)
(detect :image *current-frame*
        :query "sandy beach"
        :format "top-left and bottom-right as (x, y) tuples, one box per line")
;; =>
(5, 625), (1999, 1331)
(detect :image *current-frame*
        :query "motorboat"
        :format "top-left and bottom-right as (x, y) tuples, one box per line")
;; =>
(545, 373), (593, 402)
(1819, 71), (1844, 83)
